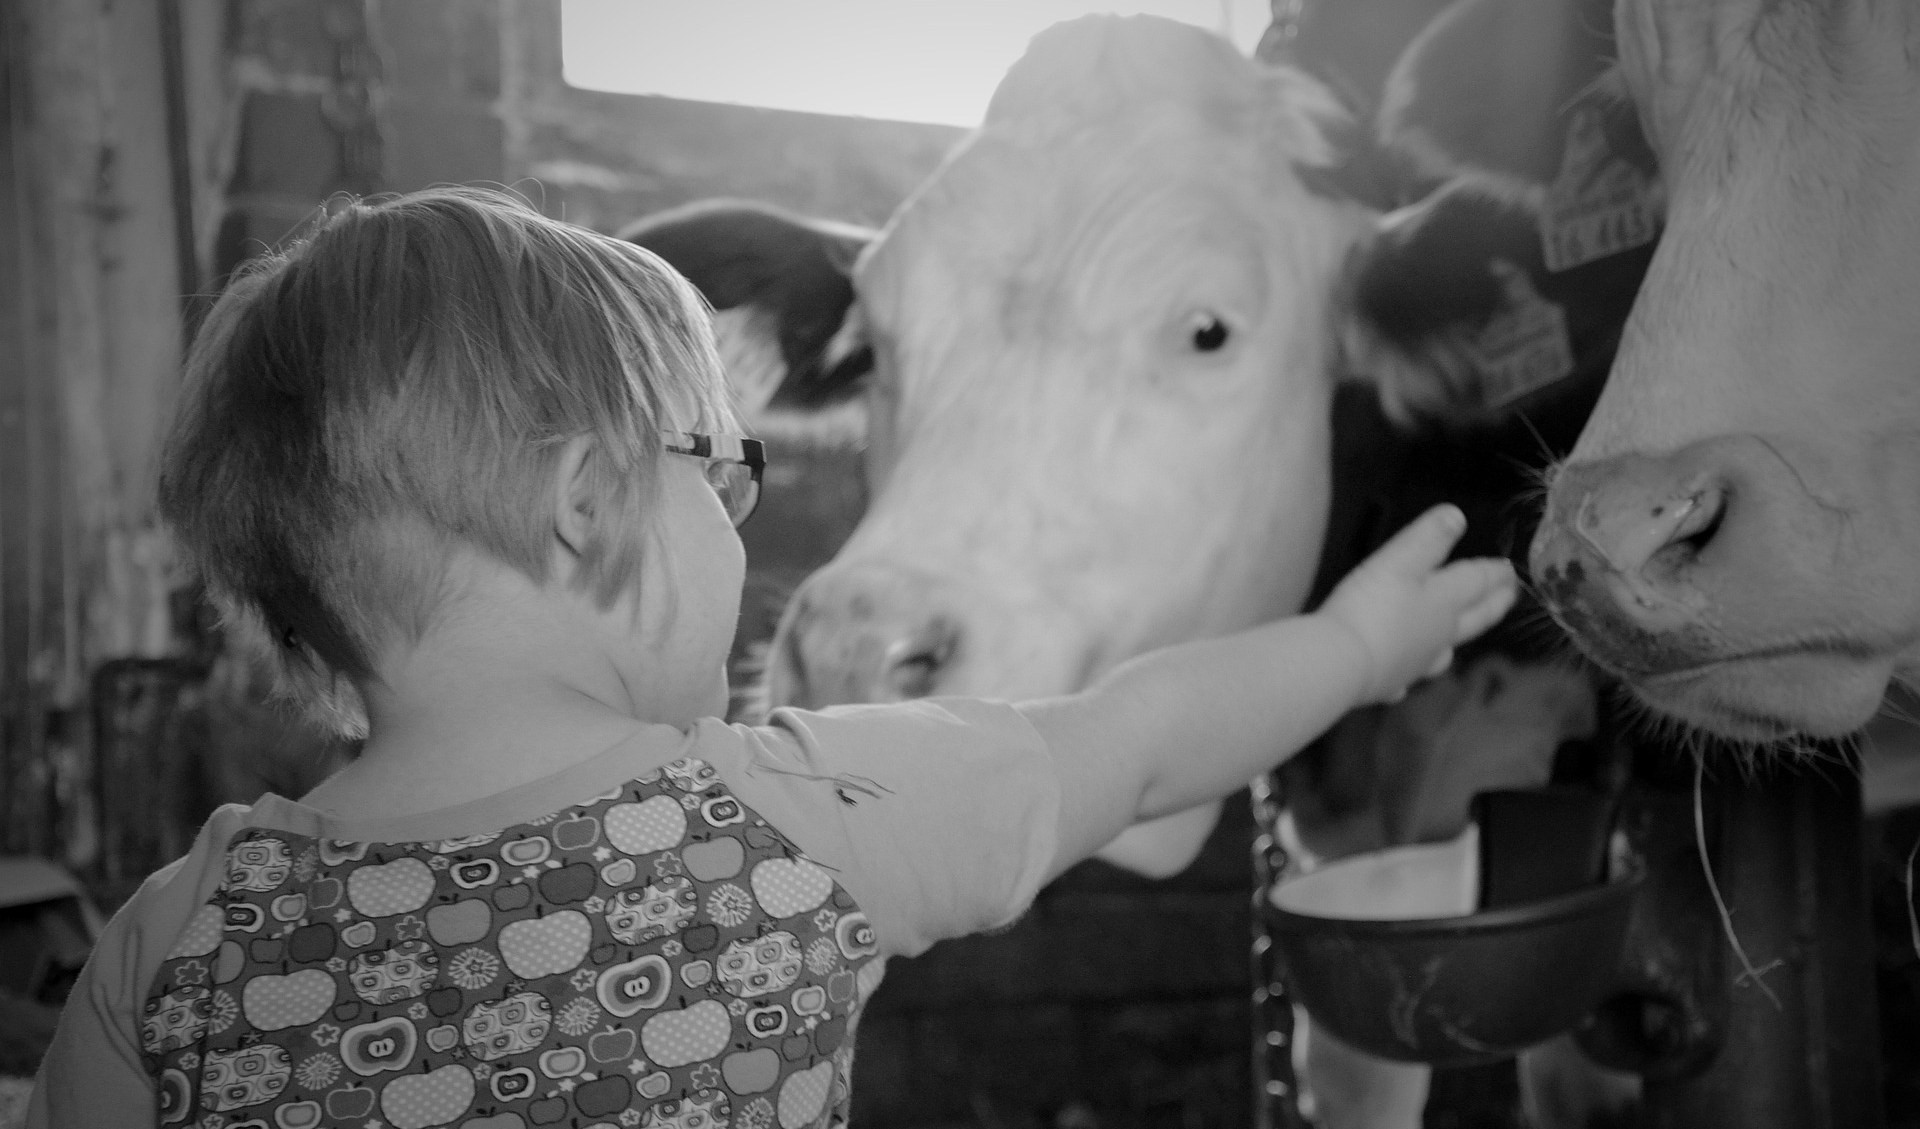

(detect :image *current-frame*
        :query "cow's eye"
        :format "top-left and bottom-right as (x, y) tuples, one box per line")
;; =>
(1188, 313), (1231, 352)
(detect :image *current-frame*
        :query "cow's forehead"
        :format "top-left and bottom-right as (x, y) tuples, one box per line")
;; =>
(856, 109), (1341, 322)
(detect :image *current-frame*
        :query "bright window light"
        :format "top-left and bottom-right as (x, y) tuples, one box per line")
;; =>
(560, 0), (1273, 128)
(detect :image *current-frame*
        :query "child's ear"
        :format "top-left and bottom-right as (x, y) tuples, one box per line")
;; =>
(550, 434), (599, 559)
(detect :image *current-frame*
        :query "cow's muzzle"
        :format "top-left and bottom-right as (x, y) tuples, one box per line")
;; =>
(766, 562), (969, 709)
(1529, 441), (1744, 678)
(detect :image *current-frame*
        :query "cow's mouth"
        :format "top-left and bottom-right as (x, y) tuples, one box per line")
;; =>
(1617, 641), (1895, 742)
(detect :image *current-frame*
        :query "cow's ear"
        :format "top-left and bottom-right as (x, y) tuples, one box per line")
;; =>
(619, 200), (876, 417)
(1338, 178), (1573, 429)
(1377, 0), (1620, 194)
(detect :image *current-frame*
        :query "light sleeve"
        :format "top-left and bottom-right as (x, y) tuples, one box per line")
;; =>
(26, 805), (251, 1129)
(701, 698), (1063, 959)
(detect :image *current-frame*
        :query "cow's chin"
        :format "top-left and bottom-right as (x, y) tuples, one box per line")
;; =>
(1617, 649), (1895, 746)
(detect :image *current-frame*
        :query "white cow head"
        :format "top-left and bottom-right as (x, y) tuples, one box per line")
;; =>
(762, 17), (1377, 710)
(1531, 0), (1920, 742)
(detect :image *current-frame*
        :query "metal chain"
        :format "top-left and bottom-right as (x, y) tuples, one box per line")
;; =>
(1250, 771), (1306, 1129)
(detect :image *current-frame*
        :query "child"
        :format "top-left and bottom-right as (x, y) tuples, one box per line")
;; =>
(28, 187), (1514, 1129)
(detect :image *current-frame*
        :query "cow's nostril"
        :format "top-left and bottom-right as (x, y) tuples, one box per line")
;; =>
(1649, 484), (1728, 574)
(883, 617), (959, 700)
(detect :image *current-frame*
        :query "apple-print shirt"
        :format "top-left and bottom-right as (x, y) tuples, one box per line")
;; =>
(29, 699), (1059, 1129)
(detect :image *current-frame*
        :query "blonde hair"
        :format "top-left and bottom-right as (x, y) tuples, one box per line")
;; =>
(160, 186), (735, 732)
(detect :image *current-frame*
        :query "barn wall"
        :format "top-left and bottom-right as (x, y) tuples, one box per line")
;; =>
(3, 0), (203, 865)
(215, 0), (964, 275)
(3, 0), (968, 878)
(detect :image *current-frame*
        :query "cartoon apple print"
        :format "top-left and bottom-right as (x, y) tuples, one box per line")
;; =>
(550, 812), (600, 851)
(700, 794), (746, 827)
(813, 1013), (849, 1055)
(340, 1015), (418, 1076)
(536, 862), (596, 905)
(746, 1003), (789, 1038)
(750, 857), (833, 918)
(586, 1024), (637, 1064)
(320, 839), (368, 866)
(286, 922), (335, 964)
(223, 902), (265, 933)
(462, 993), (553, 1061)
(450, 857), (500, 890)
(156, 1067), (191, 1124)
(679, 959), (713, 989)
(379, 1062), (476, 1129)
(166, 904), (223, 959)
(241, 968), (335, 1030)
(340, 920), (377, 949)
(834, 912), (877, 961)
(308, 875), (344, 909)
(679, 923), (719, 953)
(538, 1045), (586, 1078)
(597, 953), (671, 1017)
(491, 882), (532, 911)
(681, 836), (744, 882)
(273, 1098), (322, 1129)
(722, 1047), (780, 1094)
(426, 897), (492, 946)
(324, 1083), (376, 1121)
(487, 1065), (537, 1102)
(499, 835), (551, 867)
(210, 939), (247, 985)
(497, 908), (591, 978)
(640, 998), (732, 1067)
(716, 932), (802, 999)
(598, 857), (637, 887)
(347, 857), (435, 917)
(526, 1095), (569, 1125)
(777, 1060), (835, 1129)
(573, 1075), (633, 1118)
(426, 986), (465, 1017)
(791, 984), (828, 1016)
(603, 795), (687, 855)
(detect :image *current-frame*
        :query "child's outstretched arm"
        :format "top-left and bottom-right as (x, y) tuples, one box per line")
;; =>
(1020, 504), (1516, 881)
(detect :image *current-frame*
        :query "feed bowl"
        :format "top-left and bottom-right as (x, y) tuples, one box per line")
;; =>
(1266, 833), (1643, 1067)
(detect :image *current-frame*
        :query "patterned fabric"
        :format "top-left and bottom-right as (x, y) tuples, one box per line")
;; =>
(139, 757), (884, 1129)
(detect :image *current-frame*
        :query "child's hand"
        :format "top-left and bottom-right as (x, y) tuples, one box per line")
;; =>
(1320, 504), (1518, 704)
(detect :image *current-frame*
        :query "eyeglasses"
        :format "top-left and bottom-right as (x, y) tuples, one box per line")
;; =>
(663, 431), (766, 527)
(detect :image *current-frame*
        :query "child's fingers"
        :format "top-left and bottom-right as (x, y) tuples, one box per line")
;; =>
(1425, 647), (1454, 680)
(1367, 505), (1468, 577)
(1449, 560), (1520, 641)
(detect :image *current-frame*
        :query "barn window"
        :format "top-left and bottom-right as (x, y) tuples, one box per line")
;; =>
(560, 0), (1272, 127)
